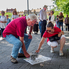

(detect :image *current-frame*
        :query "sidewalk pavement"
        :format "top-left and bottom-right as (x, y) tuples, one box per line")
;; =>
(0, 31), (69, 69)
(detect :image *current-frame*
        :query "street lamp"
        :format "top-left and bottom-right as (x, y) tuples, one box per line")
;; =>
(27, 0), (29, 15)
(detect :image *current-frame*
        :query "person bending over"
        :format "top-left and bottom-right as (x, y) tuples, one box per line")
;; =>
(3, 14), (37, 63)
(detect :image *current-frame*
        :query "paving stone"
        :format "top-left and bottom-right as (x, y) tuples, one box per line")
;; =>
(59, 65), (69, 69)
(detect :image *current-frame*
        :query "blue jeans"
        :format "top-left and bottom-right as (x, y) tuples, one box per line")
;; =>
(4, 34), (32, 58)
(39, 21), (42, 33)
(58, 22), (63, 31)
(41, 20), (47, 37)
(39, 20), (47, 37)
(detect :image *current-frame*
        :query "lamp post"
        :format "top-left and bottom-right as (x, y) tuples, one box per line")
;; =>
(27, 0), (29, 15)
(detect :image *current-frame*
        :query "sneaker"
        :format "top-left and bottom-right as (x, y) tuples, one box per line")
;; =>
(50, 48), (54, 53)
(59, 51), (63, 56)
(10, 56), (18, 63)
(18, 53), (26, 58)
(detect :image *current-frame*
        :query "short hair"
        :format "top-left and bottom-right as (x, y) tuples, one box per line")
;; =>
(26, 14), (37, 21)
(47, 22), (54, 29)
(6, 15), (9, 17)
(43, 5), (47, 8)
(48, 13), (50, 15)
(1, 11), (5, 14)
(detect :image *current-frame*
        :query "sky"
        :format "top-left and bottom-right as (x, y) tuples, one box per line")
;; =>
(0, 0), (54, 11)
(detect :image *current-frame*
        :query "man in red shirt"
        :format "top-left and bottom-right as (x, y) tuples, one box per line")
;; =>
(36, 22), (65, 56)
(3, 14), (37, 63)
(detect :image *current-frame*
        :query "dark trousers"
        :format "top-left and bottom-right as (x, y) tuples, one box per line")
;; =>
(33, 24), (38, 32)
(41, 20), (47, 37)
(1, 28), (4, 37)
(24, 28), (27, 33)
(66, 24), (69, 31)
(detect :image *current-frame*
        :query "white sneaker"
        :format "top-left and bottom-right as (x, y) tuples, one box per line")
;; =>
(50, 48), (54, 53)
(59, 51), (63, 56)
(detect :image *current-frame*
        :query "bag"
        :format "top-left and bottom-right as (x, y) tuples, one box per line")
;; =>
(49, 34), (60, 42)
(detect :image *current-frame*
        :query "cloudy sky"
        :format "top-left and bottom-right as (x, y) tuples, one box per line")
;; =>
(0, 0), (54, 11)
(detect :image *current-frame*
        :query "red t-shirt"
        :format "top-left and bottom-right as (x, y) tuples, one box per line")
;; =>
(43, 27), (61, 42)
(3, 16), (27, 38)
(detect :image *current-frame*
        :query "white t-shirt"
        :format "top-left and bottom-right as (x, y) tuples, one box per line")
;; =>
(0, 16), (7, 28)
(51, 15), (55, 24)
(12, 15), (19, 19)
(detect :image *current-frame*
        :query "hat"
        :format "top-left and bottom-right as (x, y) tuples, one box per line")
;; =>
(43, 5), (47, 8)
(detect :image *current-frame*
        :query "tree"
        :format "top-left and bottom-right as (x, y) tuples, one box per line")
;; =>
(62, 2), (69, 15)
(52, 0), (69, 15)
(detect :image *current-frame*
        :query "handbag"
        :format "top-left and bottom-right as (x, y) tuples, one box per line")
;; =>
(49, 34), (60, 42)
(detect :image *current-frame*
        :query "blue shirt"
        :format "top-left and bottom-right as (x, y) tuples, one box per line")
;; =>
(6, 18), (11, 25)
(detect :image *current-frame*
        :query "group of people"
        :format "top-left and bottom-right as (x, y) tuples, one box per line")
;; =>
(0, 10), (24, 39)
(0, 5), (67, 64)
(55, 12), (69, 31)
(48, 11), (69, 31)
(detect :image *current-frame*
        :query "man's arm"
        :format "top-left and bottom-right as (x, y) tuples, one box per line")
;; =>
(29, 26), (33, 34)
(19, 36), (30, 58)
(0, 21), (7, 23)
(59, 17), (63, 20)
(40, 10), (43, 21)
(36, 37), (46, 53)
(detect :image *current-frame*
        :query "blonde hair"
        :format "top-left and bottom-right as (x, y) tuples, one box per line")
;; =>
(26, 14), (37, 21)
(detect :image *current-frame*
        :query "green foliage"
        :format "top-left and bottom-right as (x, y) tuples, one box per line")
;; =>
(52, 0), (69, 18)
(62, 2), (69, 15)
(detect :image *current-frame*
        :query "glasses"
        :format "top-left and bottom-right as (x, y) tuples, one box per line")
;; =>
(47, 30), (51, 32)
